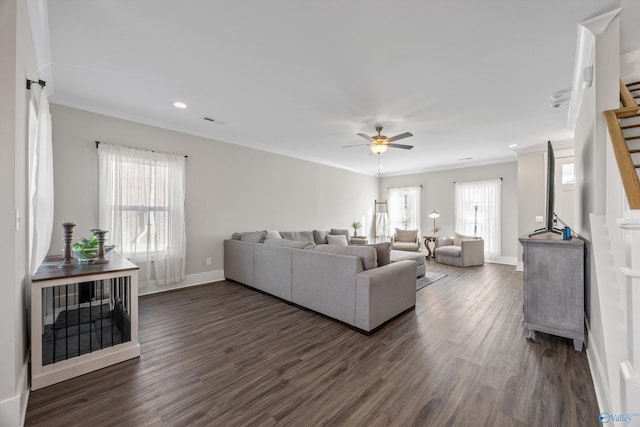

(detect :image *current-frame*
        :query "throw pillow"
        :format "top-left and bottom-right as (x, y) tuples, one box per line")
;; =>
(327, 234), (348, 246)
(265, 230), (281, 239)
(330, 228), (350, 240)
(367, 242), (391, 266)
(240, 231), (267, 243)
(453, 232), (464, 246)
(313, 230), (328, 245)
(396, 228), (418, 242)
(231, 232), (244, 240)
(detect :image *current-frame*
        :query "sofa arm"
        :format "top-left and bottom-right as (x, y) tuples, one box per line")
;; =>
(223, 239), (255, 285)
(354, 260), (416, 331)
(461, 238), (484, 267)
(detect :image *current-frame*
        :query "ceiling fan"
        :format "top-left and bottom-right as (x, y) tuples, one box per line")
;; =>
(343, 126), (414, 154)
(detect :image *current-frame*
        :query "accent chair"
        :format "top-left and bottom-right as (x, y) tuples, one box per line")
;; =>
(435, 233), (484, 267)
(390, 228), (420, 252)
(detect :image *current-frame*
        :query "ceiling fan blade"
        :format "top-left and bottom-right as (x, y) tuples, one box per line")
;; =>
(342, 143), (370, 148)
(387, 132), (413, 142)
(357, 133), (373, 141)
(388, 143), (414, 150)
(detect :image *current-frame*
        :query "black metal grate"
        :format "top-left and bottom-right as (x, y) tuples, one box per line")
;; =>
(42, 276), (132, 365)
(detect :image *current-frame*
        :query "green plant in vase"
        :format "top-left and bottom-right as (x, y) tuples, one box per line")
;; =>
(72, 234), (115, 262)
(72, 235), (99, 261)
(352, 221), (361, 237)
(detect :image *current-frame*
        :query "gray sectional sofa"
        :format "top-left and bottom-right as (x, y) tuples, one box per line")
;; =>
(224, 230), (417, 333)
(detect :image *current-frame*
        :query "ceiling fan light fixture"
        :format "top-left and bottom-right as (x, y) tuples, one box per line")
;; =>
(370, 144), (388, 154)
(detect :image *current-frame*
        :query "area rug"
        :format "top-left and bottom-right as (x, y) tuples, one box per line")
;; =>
(416, 272), (447, 291)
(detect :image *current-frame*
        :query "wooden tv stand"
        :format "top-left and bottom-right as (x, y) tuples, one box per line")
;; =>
(519, 232), (585, 351)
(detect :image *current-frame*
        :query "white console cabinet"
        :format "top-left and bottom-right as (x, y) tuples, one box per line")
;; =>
(31, 252), (140, 390)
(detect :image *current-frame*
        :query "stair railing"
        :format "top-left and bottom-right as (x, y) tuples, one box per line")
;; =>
(603, 80), (640, 209)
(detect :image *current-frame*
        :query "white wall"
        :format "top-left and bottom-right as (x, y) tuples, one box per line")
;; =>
(49, 104), (379, 291)
(379, 162), (518, 264)
(516, 152), (545, 265)
(574, 18), (621, 411)
(0, 0), (36, 424)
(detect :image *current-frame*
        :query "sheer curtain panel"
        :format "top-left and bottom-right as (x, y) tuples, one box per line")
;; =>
(454, 179), (501, 261)
(98, 144), (186, 286)
(388, 186), (421, 232)
(28, 88), (54, 274)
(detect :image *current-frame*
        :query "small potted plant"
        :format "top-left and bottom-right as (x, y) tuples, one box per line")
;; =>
(72, 235), (115, 262)
(352, 221), (361, 237)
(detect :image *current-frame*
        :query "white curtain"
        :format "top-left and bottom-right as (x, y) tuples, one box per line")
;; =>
(388, 186), (421, 233)
(98, 143), (186, 286)
(28, 89), (54, 274)
(455, 179), (501, 261)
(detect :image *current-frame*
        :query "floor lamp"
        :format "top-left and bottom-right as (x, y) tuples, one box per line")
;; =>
(429, 210), (440, 236)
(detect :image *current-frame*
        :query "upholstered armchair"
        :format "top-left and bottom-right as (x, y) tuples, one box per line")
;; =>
(390, 228), (420, 252)
(435, 233), (484, 267)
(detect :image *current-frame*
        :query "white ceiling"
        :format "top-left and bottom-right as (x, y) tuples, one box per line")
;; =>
(44, 1), (640, 176)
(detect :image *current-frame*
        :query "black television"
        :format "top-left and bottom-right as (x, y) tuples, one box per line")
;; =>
(530, 141), (561, 236)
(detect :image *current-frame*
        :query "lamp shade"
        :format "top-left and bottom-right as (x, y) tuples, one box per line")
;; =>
(429, 209), (440, 219)
(370, 144), (388, 154)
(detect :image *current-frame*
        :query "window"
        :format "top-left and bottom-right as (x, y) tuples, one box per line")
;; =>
(388, 186), (421, 232)
(454, 179), (501, 261)
(562, 163), (575, 184)
(98, 143), (186, 286)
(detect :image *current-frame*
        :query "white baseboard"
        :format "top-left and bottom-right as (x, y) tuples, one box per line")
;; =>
(586, 322), (610, 414)
(139, 269), (225, 296)
(0, 355), (30, 427)
(516, 261), (523, 271)
(486, 256), (517, 266)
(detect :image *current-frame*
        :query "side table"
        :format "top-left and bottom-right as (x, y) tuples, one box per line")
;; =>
(423, 236), (437, 259)
(350, 236), (369, 245)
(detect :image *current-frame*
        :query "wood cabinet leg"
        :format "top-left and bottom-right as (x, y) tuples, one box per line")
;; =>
(524, 327), (534, 340)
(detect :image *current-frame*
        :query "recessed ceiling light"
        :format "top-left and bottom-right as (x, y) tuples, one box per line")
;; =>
(508, 144), (519, 148)
(173, 101), (187, 109)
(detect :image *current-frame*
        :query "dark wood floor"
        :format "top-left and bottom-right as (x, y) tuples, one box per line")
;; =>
(25, 262), (599, 427)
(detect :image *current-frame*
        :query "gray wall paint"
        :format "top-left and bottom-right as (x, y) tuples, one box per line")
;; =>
(379, 162), (519, 261)
(49, 104), (379, 279)
(0, 0), (35, 423)
(517, 152), (545, 258)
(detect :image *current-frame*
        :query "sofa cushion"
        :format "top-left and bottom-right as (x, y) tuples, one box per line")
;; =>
(265, 230), (281, 239)
(453, 232), (464, 246)
(437, 245), (462, 257)
(367, 242), (391, 266)
(396, 228), (418, 242)
(392, 241), (419, 251)
(330, 228), (350, 239)
(264, 238), (315, 249)
(241, 231), (267, 243)
(312, 244), (378, 270)
(327, 234), (348, 246)
(231, 232), (244, 240)
(279, 231), (315, 242)
(313, 230), (328, 245)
